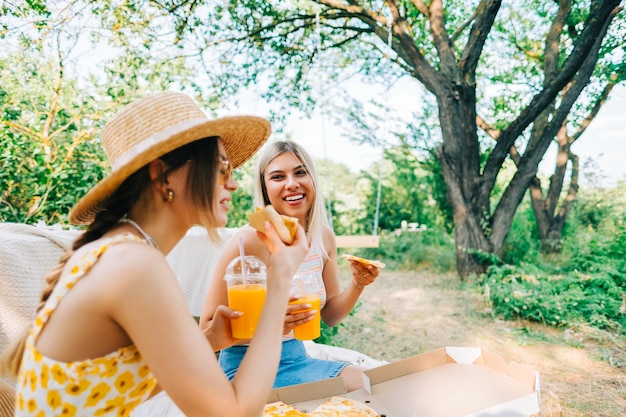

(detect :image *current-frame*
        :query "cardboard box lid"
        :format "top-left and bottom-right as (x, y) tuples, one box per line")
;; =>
(268, 377), (346, 406)
(362, 346), (540, 417)
(268, 377), (394, 415)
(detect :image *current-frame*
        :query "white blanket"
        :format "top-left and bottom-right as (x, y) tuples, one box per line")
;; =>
(0, 222), (80, 352)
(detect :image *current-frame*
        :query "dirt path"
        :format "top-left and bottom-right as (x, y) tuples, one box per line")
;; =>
(332, 269), (626, 416)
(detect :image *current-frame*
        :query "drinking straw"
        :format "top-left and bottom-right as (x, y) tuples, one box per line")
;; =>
(239, 237), (248, 285)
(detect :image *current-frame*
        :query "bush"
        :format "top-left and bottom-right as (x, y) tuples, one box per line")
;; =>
(316, 301), (362, 345)
(481, 223), (626, 334)
(501, 205), (540, 264)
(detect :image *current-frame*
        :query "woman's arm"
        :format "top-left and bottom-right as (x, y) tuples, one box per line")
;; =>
(115, 222), (308, 417)
(319, 226), (379, 327)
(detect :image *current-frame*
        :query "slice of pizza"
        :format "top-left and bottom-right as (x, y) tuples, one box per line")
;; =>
(341, 253), (386, 269)
(248, 205), (299, 244)
(262, 401), (310, 417)
(309, 396), (379, 417)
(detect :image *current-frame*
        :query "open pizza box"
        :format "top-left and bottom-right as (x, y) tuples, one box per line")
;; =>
(267, 376), (393, 415)
(267, 346), (540, 417)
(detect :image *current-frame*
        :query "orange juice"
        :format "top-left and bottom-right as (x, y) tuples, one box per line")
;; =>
(289, 294), (321, 340)
(227, 284), (266, 339)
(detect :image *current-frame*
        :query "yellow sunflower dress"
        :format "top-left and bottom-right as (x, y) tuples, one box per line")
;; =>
(15, 234), (157, 417)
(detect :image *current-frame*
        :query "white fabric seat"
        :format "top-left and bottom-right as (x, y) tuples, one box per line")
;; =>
(165, 226), (237, 317)
(0, 222), (80, 354)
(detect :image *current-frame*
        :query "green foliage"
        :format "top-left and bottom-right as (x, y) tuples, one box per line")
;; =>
(0, 51), (107, 224)
(225, 159), (256, 228)
(316, 301), (361, 345)
(481, 259), (625, 334)
(482, 187), (626, 335)
(356, 144), (447, 235)
(501, 202), (541, 264)
(0, 17), (220, 225)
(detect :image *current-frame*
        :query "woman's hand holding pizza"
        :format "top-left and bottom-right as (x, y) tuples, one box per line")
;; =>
(342, 254), (385, 290)
(349, 263), (379, 289)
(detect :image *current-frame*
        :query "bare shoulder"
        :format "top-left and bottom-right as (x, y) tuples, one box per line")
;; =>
(232, 225), (270, 258)
(57, 238), (180, 328)
(321, 224), (335, 240)
(233, 224), (261, 242)
(321, 224), (338, 252)
(82, 238), (173, 291)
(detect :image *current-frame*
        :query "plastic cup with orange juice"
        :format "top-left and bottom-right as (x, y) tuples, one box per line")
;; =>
(224, 256), (266, 339)
(289, 272), (323, 340)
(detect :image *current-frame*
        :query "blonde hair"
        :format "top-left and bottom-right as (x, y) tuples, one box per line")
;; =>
(0, 137), (223, 379)
(254, 140), (329, 258)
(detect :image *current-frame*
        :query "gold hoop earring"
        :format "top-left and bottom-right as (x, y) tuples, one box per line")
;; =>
(163, 189), (174, 202)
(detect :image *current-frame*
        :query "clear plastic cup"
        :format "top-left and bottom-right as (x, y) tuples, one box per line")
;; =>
(289, 272), (322, 340)
(224, 256), (266, 339)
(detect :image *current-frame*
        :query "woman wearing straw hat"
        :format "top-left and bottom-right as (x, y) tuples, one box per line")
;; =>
(0, 92), (308, 417)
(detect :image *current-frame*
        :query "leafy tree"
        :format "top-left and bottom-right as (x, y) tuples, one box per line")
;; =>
(0, 49), (106, 224)
(358, 143), (438, 232)
(0, 3), (220, 224)
(170, 0), (623, 278)
(476, 2), (626, 252)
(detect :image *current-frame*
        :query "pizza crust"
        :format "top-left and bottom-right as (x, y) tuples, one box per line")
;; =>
(310, 396), (379, 417)
(263, 397), (379, 417)
(341, 253), (386, 269)
(263, 401), (309, 417)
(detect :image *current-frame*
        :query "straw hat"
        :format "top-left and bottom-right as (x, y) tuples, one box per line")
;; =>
(69, 91), (271, 224)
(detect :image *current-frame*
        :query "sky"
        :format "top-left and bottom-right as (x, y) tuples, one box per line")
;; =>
(231, 79), (626, 188)
(61, 25), (625, 189)
(565, 83), (626, 187)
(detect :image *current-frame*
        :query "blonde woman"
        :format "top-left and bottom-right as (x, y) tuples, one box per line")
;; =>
(201, 140), (380, 392)
(0, 93), (308, 417)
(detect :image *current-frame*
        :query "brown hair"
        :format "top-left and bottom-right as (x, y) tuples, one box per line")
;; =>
(0, 137), (222, 379)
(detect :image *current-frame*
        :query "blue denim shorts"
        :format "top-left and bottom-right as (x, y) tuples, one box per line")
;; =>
(219, 339), (349, 388)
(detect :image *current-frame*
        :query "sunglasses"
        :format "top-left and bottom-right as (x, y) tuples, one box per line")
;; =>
(219, 156), (233, 185)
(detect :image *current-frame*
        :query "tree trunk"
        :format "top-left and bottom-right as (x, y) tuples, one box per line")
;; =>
(452, 205), (492, 278)
(529, 80), (616, 252)
(436, 87), (492, 279)
(530, 132), (579, 252)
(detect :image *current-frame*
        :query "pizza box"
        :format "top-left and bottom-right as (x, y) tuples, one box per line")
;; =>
(267, 377), (393, 415)
(267, 346), (540, 417)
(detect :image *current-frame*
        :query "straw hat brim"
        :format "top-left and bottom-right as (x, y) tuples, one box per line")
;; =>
(69, 115), (270, 225)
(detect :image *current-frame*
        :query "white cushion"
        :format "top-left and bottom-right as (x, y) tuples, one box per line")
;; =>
(0, 222), (79, 353)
